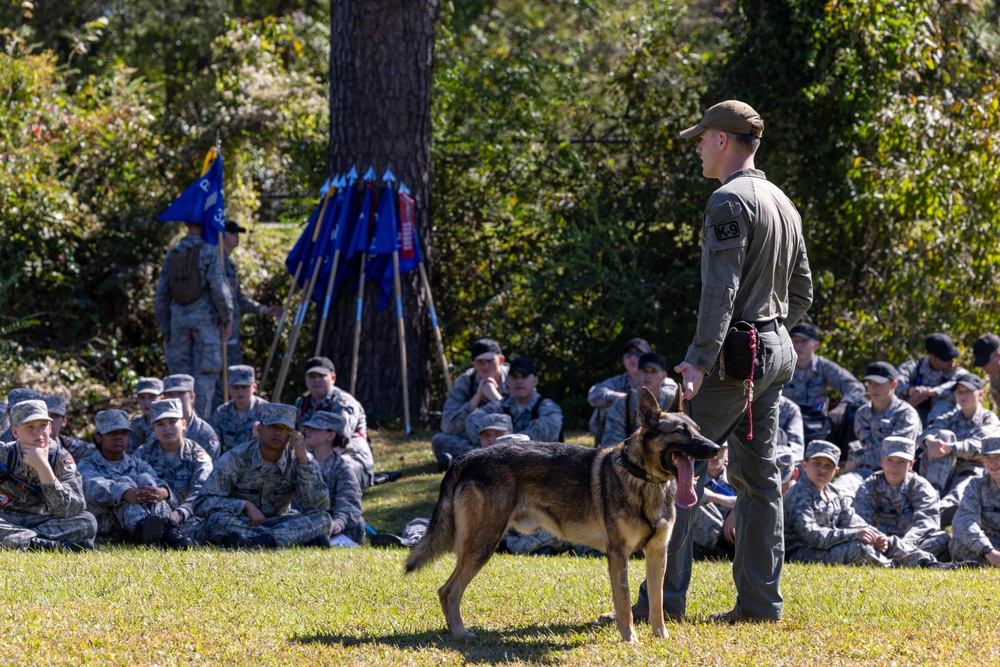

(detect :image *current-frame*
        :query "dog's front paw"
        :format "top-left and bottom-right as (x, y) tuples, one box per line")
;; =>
(620, 629), (638, 643)
(451, 628), (476, 639)
(651, 623), (668, 638)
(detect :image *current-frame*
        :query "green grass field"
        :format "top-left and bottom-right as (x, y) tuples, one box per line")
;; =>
(3, 431), (997, 666)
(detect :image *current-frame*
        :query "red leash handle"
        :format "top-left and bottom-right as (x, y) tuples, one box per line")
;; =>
(745, 328), (756, 440)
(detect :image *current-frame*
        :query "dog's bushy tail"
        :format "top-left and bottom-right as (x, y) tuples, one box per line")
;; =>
(404, 469), (458, 573)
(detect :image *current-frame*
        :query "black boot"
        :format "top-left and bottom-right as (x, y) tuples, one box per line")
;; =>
(134, 516), (164, 546)
(304, 534), (332, 548)
(237, 532), (277, 549)
(161, 520), (194, 550)
(28, 537), (65, 552)
(63, 538), (95, 552)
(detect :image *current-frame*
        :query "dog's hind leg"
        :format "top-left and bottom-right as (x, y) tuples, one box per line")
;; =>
(606, 550), (637, 643)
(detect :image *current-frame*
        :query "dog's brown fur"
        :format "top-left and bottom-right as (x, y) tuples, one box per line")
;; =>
(405, 387), (719, 642)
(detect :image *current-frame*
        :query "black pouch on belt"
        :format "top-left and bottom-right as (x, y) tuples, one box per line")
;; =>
(721, 321), (767, 381)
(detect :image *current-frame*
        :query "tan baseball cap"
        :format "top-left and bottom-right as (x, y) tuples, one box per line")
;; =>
(679, 100), (764, 140)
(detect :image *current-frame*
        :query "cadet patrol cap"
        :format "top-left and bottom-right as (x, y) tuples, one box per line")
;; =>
(973, 333), (1000, 368)
(624, 337), (652, 354)
(301, 410), (350, 438)
(679, 100), (764, 140)
(508, 357), (538, 377)
(11, 399), (52, 425)
(880, 436), (916, 462)
(94, 409), (132, 434)
(43, 395), (67, 416)
(863, 361), (898, 384)
(151, 398), (184, 422)
(982, 435), (1000, 456)
(471, 338), (503, 361)
(496, 433), (531, 443)
(224, 219), (247, 233)
(954, 371), (984, 391)
(805, 440), (840, 465)
(788, 323), (819, 341)
(304, 356), (336, 376)
(135, 377), (164, 396)
(637, 352), (667, 373)
(228, 365), (256, 386)
(162, 374), (196, 394)
(478, 413), (513, 435)
(260, 403), (297, 429)
(925, 333), (960, 361)
(6, 387), (41, 407)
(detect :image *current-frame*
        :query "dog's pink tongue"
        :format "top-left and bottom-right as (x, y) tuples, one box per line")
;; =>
(672, 453), (698, 509)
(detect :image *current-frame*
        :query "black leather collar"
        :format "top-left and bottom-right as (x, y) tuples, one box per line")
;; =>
(616, 440), (667, 485)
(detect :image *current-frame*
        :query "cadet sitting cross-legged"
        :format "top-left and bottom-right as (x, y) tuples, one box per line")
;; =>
(0, 400), (97, 552)
(134, 398), (212, 545)
(949, 435), (1000, 567)
(301, 410), (365, 545)
(77, 409), (191, 548)
(195, 404), (333, 549)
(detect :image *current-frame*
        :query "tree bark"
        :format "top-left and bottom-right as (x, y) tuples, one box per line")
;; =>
(324, 0), (439, 424)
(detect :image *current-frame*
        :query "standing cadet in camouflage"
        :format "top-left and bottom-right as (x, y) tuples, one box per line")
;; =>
(783, 322), (865, 437)
(972, 333), (1000, 410)
(896, 333), (966, 426)
(834, 361), (921, 497)
(301, 411), (365, 545)
(853, 437), (955, 567)
(154, 221), (234, 420)
(134, 399), (212, 545)
(784, 441), (891, 567)
(587, 338), (678, 445)
(0, 400), (97, 551)
(159, 374), (222, 460)
(129, 377), (163, 454)
(195, 403), (333, 548)
(949, 435), (1000, 566)
(78, 409), (191, 548)
(0, 387), (41, 442)
(210, 365), (268, 455)
(466, 356), (563, 443)
(919, 371), (1000, 526)
(600, 352), (678, 448)
(44, 395), (96, 462)
(293, 356), (373, 488)
(430, 338), (510, 469)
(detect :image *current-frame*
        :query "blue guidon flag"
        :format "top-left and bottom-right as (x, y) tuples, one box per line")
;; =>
(157, 147), (226, 245)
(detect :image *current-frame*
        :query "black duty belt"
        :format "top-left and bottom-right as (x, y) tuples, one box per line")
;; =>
(754, 319), (783, 333)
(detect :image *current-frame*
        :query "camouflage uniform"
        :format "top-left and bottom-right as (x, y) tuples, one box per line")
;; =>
(195, 439), (333, 547)
(78, 452), (175, 542)
(313, 451), (365, 544)
(833, 396), (922, 497)
(431, 364), (510, 460)
(57, 434), (97, 462)
(142, 412), (221, 462)
(918, 404), (999, 524)
(949, 473), (1000, 563)
(783, 477), (891, 566)
(853, 470), (949, 563)
(783, 355), (865, 415)
(0, 403), (7, 434)
(599, 385), (677, 448)
(777, 395), (805, 463)
(129, 415), (154, 454)
(692, 469), (737, 557)
(466, 393), (563, 443)
(895, 356), (966, 425)
(153, 232), (234, 420)
(211, 395), (268, 455)
(294, 388), (372, 488)
(588, 373), (678, 443)
(223, 253), (268, 364)
(134, 437), (213, 543)
(0, 441), (97, 549)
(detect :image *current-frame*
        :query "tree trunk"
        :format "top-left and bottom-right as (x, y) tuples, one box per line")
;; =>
(324, 0), (439, 425)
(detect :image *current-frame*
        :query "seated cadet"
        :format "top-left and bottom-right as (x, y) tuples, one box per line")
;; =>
(784, 440), (892, 567)
(78, 409), (191, 548)
(44, 395), (96, 462)
(134, 399), (212, 545)
(833, 361), (921, 497)
(972, 333), (1000, 410)
(129, 377), (163, 454)
(600, 352), (678, 448)
(210, 365), (268, 455)
(853, 437), (957, 568)
(0, 400), (96, 551)
(919, 371), (1000, 527)
(949, 434), (1000, 567)
(777, 396), (805, 464)
(466, 356), (563, 445)
(587, 338), (677, 446)
(160, 374), (222, 460)
(896, 333), (966, 426)
(477, 413), (514, 447)
(293, 356), (373, 489)
(431, 338), (509, 470)
(0, 387), (42, 442)
(301, 410), (365, 545)
(195, 403), (333, 549)
(783, 323), (865, 445)
(693, 443), (736, 561)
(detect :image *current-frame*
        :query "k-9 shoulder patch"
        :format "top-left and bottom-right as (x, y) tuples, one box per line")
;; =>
(706, 200), (745, 246)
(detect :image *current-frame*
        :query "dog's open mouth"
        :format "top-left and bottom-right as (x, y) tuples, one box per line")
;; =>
(671, 452), (698, 509)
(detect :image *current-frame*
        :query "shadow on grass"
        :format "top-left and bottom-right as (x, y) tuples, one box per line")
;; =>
(293, 620), (598, 663)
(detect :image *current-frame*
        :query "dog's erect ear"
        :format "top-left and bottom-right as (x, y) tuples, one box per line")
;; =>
(637, 386), (663, 426)
(667, 386), (682, 413)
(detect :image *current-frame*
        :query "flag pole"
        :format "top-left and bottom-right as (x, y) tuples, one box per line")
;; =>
(391, 248), (411, 434)
(207, 133), (228, 405)
(260, 266), (303, 393)
(349, 251), (367, 396)
(314, 247), (342, 357)
(418, 262), (452, 391)
(272, 187), (336, 402)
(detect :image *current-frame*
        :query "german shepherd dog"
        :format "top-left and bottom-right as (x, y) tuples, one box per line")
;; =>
(405, 387), (719, 643)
